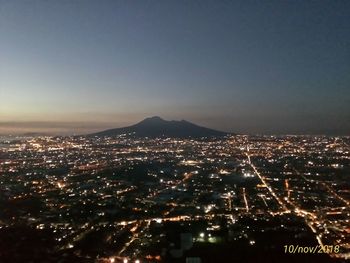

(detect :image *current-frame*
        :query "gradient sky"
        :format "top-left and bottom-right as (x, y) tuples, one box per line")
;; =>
(1, 0), (349, 135)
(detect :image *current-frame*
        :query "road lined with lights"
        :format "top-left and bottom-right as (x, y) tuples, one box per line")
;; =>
(245, 151), (349, 260)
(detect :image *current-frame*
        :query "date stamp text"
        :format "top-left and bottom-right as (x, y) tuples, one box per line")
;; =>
(284, 245), (340, 254)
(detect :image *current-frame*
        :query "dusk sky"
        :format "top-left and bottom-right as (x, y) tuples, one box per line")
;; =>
(1, 0), (349, 135)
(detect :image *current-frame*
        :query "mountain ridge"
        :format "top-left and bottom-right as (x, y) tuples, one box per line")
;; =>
(89, 116), (230, 138)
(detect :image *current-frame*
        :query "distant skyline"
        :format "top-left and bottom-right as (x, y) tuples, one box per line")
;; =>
(1, 1), (350, 135)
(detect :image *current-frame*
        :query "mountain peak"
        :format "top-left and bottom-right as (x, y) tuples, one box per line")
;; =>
(137, 116), (166, 125)
(144, 116), (164, 121)
(90, 117), (231, 138)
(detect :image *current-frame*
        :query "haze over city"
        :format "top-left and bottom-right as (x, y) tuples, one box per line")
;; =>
(1, 0), (349, 135)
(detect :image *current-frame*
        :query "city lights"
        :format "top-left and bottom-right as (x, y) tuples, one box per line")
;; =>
(0, 134), (349, 261)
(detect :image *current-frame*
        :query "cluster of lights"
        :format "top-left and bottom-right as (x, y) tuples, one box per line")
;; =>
(109, 258), (140, 263)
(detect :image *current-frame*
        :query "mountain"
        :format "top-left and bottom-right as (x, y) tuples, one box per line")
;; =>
(90, 116), (230, 138)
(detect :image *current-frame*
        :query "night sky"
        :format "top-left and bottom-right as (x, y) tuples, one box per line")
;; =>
(1, 0), (349, 135)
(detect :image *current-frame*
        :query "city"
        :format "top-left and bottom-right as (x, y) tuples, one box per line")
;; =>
(1, 134), (349, 262)
(1, 1), (349, 262)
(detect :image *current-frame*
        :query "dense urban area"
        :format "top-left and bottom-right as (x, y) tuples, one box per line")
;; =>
(0, 134), (349, 263)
